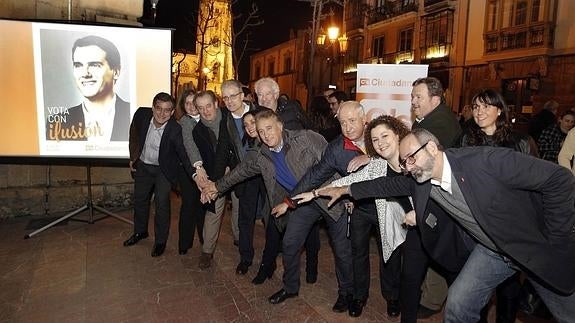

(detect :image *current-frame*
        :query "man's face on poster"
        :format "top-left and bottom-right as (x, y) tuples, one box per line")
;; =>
(72, 45), (119, 100)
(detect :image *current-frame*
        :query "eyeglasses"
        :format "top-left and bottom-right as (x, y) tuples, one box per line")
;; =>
(399, 142), (429, 170)
(222, 92), (242, 101)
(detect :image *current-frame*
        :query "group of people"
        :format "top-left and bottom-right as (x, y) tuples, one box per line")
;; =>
(121, 75), (575, 323)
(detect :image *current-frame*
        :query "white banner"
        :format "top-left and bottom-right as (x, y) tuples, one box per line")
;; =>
(356, 64), (428, 128)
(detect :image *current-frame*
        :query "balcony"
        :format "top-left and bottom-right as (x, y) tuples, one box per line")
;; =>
(367, 2), (418, 25)
(366, 49), (414, 65)
(484, 22), (554, 54)
(346, 15), (364, 31)
(420, 42), (450, 64)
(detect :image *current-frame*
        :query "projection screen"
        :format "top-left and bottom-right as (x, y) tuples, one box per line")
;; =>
(0, 19), (172, 160)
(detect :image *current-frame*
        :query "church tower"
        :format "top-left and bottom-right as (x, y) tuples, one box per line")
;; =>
(172, 0), (234, 96)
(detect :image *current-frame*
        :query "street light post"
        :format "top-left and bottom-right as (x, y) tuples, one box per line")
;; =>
(316, 26), (348, 91)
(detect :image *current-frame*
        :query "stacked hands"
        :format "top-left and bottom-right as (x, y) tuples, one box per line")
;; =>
(194, 177), (416, 227)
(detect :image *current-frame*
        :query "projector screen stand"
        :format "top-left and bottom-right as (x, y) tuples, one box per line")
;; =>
(24, 164), (133, 239)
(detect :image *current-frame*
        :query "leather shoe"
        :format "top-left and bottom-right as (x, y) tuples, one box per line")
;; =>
(235, 261), (251, 275)
(387, 299), (400, 317)
(306, 271), (317, 284)
(269, 289), (298, 304)
(123, 232), (149, 246)
(151, 243), (166, 257)
(198, 252), (213, 269)
(417, 304), (440, 319)
(332, 294), (352, 313)
(348, 299), (365, 317)
(252, 262), (276, 285)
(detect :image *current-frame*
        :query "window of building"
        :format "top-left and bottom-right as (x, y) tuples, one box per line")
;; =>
(399, 28), (413, 52)
(268, 60), (275, 75)
(255, 63), (261, 80)
(484, 0), (556, 53)
(420, 10), (453, 60)
(372, 36), (385, 59)
(283, 53), (292, 73)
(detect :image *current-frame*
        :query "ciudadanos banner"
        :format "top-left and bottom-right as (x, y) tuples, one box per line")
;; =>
(356, 64), (428, 129)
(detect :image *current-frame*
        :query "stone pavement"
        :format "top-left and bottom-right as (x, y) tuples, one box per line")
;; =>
(0, 196), (554, 322)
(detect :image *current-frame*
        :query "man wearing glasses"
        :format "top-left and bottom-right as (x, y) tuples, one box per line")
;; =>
(124, 92), (196, 257)
(220, 80), (258, 275)
(410, 76), (462, 318)
(319, 127), (575, 323)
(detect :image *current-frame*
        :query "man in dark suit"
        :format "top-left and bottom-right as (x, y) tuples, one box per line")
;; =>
(320, 128), (575, 322)
(123, 92), (195, 257)
(46, 35), (130, 141)
(410, 76), (462, 318)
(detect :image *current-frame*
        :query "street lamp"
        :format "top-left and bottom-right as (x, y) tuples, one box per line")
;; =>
(316, 26), (347, 87)
(202, 66), (210, 90)
(150, 0), (159, 23)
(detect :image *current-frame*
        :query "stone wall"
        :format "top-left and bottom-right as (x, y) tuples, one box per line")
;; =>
(0, 0), (142, 218)
(0, 164), (133, 219)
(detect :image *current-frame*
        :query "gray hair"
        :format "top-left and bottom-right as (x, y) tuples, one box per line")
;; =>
(254, 77), (280, 95)
(411, 128), (442, 150)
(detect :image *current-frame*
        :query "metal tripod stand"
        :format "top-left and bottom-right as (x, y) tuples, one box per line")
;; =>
(24, 164), (133, 239)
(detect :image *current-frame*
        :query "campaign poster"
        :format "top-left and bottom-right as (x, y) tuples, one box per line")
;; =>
(356, 64), (428, 128)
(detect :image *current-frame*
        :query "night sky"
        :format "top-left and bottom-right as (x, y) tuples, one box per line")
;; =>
(143, 0), (312, 84)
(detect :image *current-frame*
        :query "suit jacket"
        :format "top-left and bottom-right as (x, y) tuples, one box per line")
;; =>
(192, 109), (239, 182)
(413, 103), (461, 149)
(292, 134), (373, 214)
(352, 146), (575, 294)
(216, 130), (345, 222)
(128, 107), (194, 185)
(47, 96), (130, 141)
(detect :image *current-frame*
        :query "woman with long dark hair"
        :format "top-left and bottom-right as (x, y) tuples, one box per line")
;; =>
(460, 88), (538, 323)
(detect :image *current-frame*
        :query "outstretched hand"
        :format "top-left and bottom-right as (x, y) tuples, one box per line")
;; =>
(198, 180), (218, 204)
(292, 191), (315, 204)
(404, 210), (417, 226)
(316, 186), (350, 207)
(347, 155), (370, 173)
(271, 202), (289, 218)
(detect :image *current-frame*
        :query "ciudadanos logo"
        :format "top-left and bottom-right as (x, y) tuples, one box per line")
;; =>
(359, 78), (411, 88)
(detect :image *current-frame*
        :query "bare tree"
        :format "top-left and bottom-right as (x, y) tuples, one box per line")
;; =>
(227, 1), (264, 80)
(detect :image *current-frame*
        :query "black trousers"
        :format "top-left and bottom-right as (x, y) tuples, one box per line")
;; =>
(282, 203), (352, 295)
(400, 228), (459, 323)
(177, 166), (205, 251)
(351, 206), (402, 302)
(260, 209), (320, 275)
(133, 162), (172, 244)
(237, 176), (266, 264)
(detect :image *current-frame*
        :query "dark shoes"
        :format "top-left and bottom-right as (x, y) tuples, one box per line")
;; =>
(332, 294), (352, 313)
(269, 289), (298, 304)
(348, 299), (365, 317)
(235, 261), (251, 275)
(306, 269), (318, 284)
(252, 262), (276, 285)
(387, 299), (400, 317)
(198, 252), (213, 269)
(178, 249), (188, 255)
(151, 243), (166, 257)
(416, 304), (439, 319)
(123, 232), (149, 246)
